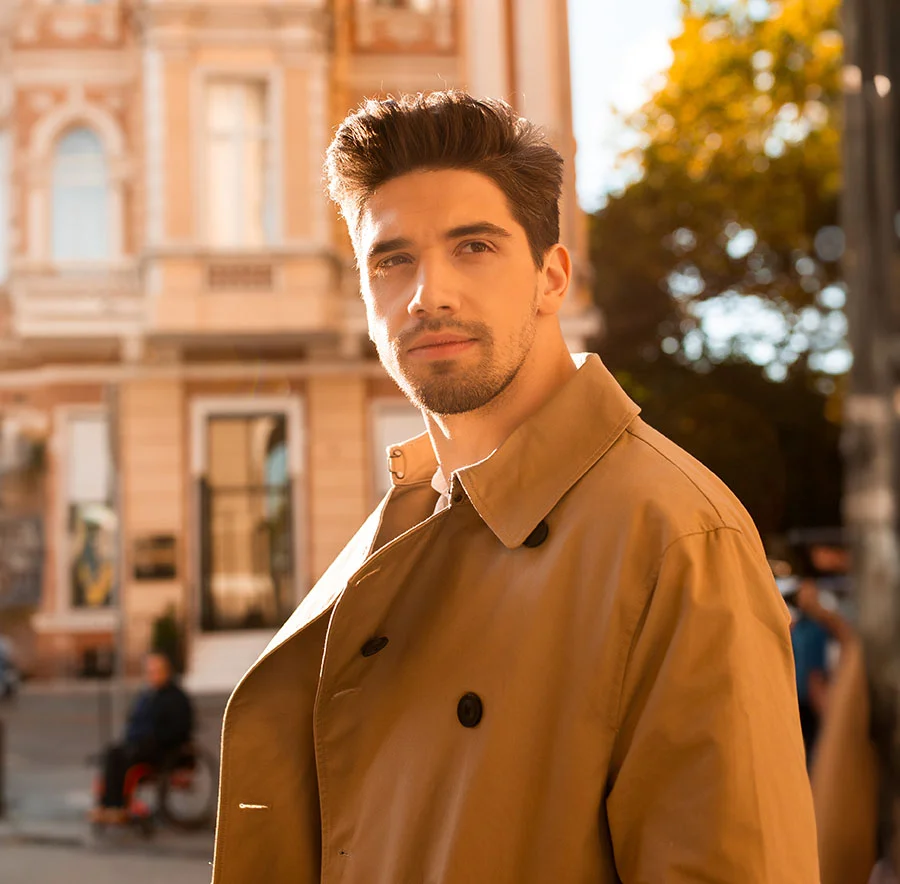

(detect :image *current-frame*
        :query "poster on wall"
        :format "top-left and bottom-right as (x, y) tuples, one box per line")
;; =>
(0, 516), (44, 610)
(69, 502), (117, 608)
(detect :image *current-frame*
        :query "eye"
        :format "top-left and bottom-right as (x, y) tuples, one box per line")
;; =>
(375, 254), (412, 273)
(458, 240), (494, 255)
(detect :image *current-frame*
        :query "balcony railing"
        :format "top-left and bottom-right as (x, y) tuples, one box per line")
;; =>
(9, 265), (144, 339)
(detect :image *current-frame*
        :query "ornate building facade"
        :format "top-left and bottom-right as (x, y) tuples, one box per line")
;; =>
(0, 0), (597, 690)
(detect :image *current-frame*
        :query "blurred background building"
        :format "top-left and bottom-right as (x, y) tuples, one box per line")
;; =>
(0, 0), (596, 690)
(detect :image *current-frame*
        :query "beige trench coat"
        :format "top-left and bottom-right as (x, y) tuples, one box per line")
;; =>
(211, 354), (819, 883)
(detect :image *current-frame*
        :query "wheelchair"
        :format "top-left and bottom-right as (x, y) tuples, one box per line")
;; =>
(92, 742), (218, 836)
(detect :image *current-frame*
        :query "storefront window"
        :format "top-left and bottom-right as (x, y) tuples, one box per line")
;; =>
(200, 414), (293, 632)
(66, 415), (115, 609)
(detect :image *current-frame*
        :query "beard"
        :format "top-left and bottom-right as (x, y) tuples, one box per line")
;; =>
(375, 313), (537, 416)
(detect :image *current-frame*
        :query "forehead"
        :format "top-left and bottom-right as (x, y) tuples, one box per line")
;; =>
(358, 169), (520, 244)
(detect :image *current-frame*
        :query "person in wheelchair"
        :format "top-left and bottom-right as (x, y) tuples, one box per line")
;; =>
(90, 651), (194, 825)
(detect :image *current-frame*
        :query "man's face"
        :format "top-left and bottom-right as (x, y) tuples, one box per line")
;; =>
(145, 654), (170, 689)
(357, 169), (545, 416)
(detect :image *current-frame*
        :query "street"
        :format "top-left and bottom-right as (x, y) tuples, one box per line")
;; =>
(0, 841), (211, 884)
(0, 683), (227, 880)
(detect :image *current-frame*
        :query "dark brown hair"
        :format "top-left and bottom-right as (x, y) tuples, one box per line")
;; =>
(324, 91), (564, 267)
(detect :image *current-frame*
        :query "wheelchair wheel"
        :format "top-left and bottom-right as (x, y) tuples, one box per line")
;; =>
(157, 744), (218, 831)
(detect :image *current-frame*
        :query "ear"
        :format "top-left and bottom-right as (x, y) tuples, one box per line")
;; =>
(535, 244), (571, 316)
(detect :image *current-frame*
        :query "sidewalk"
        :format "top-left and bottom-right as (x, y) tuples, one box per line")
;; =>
(0, 682), (227, 859)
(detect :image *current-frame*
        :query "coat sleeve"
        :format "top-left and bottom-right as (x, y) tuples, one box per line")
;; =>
(606, 526), (820, 883)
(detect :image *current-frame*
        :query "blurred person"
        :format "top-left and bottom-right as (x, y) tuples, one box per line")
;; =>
(791, 576), (853, 762)
(808, 618), (892, 884)
(90, 651), (193, 824)
(787, 541), (850, 756)
(211, 92), (818, 883)
(799, 544), (900, 884)
(0, 635), (19, 699)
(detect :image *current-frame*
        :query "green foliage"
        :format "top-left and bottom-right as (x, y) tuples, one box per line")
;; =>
(616, 356), (843, 536)
(590, 0), (844, 380)
(588, 0), (846, 534)
(151, 605), (184, 674)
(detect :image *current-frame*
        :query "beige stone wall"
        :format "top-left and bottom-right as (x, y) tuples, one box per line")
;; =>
(119, 378), (186, 671)
(307, 376), (369, 581)
(164, 56), (194, 242)
(284, 65), (314, 241)
(152, 256), (339, 334)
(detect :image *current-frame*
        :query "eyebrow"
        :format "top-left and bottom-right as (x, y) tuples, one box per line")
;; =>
(367, 236), (413, 263)
(366, 222), (513, 265)
(445, 222), (513, 240)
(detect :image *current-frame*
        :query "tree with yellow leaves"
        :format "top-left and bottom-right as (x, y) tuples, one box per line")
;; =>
(591, 0), (843, 382)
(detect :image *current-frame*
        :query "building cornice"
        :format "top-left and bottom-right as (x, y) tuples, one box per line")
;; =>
(10, 51), (139, 84)
(0, 359), (389, 389)
(136, 1), (331, 52)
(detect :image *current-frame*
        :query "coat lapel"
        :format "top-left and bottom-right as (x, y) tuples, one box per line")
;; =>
(234, 501), (388, 689)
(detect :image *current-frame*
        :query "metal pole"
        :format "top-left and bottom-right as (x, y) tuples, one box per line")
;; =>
(0, 716), (5, 818)
(105, 382), (127, 736)
(842, 0), (900, 835)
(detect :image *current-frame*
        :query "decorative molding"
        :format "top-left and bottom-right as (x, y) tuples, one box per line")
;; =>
(352, 1), (457, 55)
(51, 17), (90, 42)
(138, 3), (330, 53)
(348, 56), (462, 94)
(28, 91), (55, 114)
(12, 55), (138, 86)
(14, 1), (124, 48)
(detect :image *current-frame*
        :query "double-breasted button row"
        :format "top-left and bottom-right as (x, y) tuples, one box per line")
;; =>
(360, 636), (389, 657)
(358, 642), (483, 728)
(457, 692), (483, 728)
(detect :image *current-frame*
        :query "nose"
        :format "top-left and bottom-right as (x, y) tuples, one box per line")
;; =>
(407, 253), (460, 318)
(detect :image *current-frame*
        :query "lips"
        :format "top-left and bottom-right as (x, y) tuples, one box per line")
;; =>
(407, 333), (478, 354)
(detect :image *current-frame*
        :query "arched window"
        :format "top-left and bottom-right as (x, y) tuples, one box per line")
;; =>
(51, 127), (110, 262)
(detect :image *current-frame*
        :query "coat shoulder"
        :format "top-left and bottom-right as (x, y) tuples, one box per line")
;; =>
(584, 416), (764, 555)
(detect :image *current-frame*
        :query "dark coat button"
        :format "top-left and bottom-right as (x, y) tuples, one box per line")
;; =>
(457, 692), (483, 728)
(360, 636), (389, 657)
(522, 520), (549, 548)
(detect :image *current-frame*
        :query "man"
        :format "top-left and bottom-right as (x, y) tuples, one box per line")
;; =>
(212, 92), (818, 882)
(91, 651), (193, 824)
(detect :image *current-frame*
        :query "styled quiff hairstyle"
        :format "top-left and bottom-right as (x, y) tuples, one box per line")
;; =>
(324, 91), (564, 267)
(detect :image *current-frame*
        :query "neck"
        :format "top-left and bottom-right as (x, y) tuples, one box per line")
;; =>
(424, 335), (577, 479)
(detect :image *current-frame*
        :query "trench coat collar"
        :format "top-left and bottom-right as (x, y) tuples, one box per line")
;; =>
(389, 353), (641, 549)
